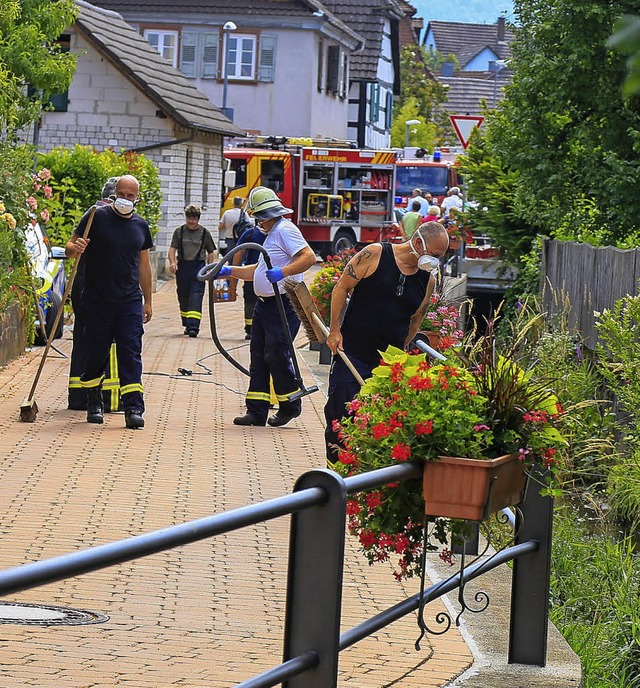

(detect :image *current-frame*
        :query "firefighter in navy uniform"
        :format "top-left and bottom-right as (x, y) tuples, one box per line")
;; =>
(168, 204), (216, 337)
(68, 177), (122, 412)
(65, 175), (153, 430)
(217, 187), (317, 427)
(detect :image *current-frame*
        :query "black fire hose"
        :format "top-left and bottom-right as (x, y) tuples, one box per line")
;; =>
(197, 243), (318, 401)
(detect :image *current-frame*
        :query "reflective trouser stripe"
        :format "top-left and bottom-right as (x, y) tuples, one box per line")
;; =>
(121, 383), (144, 396)
(180, 310), (202, 320)
(81, 376), (104, 389)
(246, 391), (271, 402)
(108, 343), (119, 411)
(69, 376), (83, 389)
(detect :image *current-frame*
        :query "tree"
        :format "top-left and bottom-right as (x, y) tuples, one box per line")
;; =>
(394, 45), (451, 148)
(608, 15), (640, 96)
(390, 97), (438, 149)
(463, 0), (640, 253)
(0, 0), (77, 135)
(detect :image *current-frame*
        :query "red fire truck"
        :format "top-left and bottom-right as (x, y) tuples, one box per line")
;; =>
(223, 138), (400, 257)
(394, 148), (461, 209)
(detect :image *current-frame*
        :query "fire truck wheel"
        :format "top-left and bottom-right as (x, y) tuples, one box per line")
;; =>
(331, 229), (356, 256)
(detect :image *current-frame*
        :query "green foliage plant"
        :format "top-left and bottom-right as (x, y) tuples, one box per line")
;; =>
(551, 509), (640, 688)
(0, 0), (77, 134)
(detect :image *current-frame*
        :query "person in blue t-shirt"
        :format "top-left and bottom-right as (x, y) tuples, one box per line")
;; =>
(65, 175), (153, 430)
(234, 225), (266, 339)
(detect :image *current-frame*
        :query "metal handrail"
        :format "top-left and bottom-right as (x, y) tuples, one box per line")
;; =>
(0, 461), (552, 686)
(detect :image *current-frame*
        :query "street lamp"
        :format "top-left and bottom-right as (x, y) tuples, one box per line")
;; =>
(222, 21), (237, 120)
(405, 119), (421, 147)
(490, 59), (508, 108)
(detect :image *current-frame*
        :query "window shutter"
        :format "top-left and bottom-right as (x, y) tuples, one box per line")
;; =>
(258, 34), (277, 82)
(385, 90), (394, 128)
(327, 45), (339, 93)
(180, 31), (198, 77)
(338, 49), (348, 98)
(317, 40), (324, 92)
(202, 32), (219, 79)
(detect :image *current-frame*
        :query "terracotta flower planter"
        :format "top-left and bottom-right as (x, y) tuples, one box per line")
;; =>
(425, 331), (440, 349)
(448, 238), (462, 250)
(423, 454), (526, 521)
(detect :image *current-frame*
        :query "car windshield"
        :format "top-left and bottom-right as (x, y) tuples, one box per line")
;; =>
(396, 165), (449, 197)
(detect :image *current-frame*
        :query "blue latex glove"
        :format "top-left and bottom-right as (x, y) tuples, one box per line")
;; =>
(218, 265), (232, 277)
(265, 267), (285, 284)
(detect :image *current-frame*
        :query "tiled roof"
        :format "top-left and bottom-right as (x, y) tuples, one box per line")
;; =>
(396, 0), (422, 47)
(322, 0), (404, 81)
(93, 0), (363, 48)
(76, 0), (243, 136)
(427, 19), (514, 66)
(438, 74), (509, 117)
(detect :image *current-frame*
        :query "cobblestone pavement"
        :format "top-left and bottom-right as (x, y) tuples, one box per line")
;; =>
(0, 277), (472, 687)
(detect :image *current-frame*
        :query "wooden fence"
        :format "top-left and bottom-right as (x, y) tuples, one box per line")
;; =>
(541, 239), (640, 350)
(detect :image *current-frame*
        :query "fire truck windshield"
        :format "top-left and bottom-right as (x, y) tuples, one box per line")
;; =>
(395, 165), (449, 197)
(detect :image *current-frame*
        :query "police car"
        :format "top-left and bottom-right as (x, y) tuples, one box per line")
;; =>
(23, 221), (67, 345)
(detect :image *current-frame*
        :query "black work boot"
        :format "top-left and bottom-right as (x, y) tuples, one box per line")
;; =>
(125, 410), (145, 430)
(86, 388), (104, 424)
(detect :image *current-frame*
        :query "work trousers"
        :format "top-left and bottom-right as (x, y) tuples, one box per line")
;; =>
(81, 297), (145, 413)
(324, 354), (375, 462)
(246, 295), (301, 422)
(176, 259), (206, 333)
(243, 281), (257, 335)
(68, 284), (120, 411)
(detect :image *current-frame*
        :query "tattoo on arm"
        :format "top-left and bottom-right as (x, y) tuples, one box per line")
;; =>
(346, 263), (359, 280)
(355, 247), (373, 265)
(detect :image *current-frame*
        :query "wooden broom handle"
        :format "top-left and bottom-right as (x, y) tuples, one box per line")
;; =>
(311, 312), (365, 387)
(26, 205), (97, 402)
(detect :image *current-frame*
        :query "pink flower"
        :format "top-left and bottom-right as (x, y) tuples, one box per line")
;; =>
(26, 196), (38, 210)
(43, 185), (52, 199)
(40, 209), (50, 223)
(473, 424), (490, 432)
(37, 168), (52, 181)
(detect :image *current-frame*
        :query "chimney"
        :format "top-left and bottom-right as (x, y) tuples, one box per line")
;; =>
(442, 61), (454, 77)
(497, 16), (506, 42)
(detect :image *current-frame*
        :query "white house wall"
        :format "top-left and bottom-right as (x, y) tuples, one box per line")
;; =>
(365, 18), (394, 149)
(37, 30), (224, 264)
(176, 28), (349, 138)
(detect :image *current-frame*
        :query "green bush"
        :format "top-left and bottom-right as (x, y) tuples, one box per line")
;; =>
(37, 145), (162, 245)
(551, 510), (640, 688)
(0, 143), (38, 330)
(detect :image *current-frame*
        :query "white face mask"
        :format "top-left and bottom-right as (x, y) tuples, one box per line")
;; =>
(112, 197), (136, 217)
(410, 234), (440, 273)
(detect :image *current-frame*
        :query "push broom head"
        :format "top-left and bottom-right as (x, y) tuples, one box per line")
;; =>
(283, 278), (327, 344)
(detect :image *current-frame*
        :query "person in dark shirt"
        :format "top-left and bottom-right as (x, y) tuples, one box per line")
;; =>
(65, 175), (154, 430)
(324, 221), (449, 461)
(234, 224), (266, 339)
(168, 204), (216, 338)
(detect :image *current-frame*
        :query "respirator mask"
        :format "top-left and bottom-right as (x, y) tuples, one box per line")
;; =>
(111, 196), (137, 217)
(410, 234), (440, 275)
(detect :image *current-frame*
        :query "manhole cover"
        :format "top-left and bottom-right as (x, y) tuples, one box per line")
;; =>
(0, 602), (109, 626)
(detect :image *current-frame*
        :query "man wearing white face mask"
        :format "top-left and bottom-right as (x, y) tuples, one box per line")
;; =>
(324, 221), (449, 461)
(66, 175), (154, 430)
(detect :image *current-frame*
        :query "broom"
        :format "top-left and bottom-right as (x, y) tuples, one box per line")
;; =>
(19, 205), (97, 422)
(283, 278), (365, 387)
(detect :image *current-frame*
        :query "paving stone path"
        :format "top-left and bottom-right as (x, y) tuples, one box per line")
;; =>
(0, 277), (472, 687)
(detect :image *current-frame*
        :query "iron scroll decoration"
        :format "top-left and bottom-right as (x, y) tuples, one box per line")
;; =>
(415, 480), (528, 650)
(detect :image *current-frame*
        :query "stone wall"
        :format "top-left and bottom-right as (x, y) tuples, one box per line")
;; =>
(0, 304), (27, 369)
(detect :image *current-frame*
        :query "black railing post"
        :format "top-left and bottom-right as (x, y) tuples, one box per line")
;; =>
(508, 466), (554, 666)
(283, 469), (347, 688)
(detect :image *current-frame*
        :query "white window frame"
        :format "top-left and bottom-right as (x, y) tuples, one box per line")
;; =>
(224, 33), (257, 80)
(144, 30), (179, 68)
